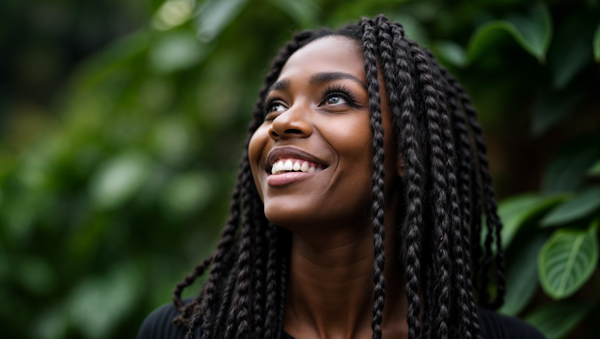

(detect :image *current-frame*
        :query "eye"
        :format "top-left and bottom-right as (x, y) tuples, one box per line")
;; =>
(318, 84), (361, 109)
(325, 96), (347, 105)
(269, 103), (287, 112)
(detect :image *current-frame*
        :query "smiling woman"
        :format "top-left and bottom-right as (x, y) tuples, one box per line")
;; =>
(137, 15), (545, 339)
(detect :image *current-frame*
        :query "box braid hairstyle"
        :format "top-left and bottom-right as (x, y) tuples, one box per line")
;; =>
(171, 14), (505, 339)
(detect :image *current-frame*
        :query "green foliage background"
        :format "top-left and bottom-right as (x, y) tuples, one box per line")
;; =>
(1, 0), (599, 338)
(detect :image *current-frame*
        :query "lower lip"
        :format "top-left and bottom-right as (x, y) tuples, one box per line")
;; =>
(267, 171), (316, 187)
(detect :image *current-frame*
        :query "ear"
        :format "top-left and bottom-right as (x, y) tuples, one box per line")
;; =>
(397, 153), (405, 177)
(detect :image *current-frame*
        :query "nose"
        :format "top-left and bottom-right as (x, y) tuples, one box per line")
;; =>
(269, 104), (313, 140)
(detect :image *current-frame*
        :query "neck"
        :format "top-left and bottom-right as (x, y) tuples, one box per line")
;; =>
(283, 202), (408, 339)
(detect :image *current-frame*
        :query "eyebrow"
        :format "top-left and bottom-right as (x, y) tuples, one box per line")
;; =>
(309, 72), (367, 90)
(268, 79), (289, 93)
(266, 71), (367, 96)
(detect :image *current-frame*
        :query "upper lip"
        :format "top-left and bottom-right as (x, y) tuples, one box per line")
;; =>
(266, 146), (328, 173)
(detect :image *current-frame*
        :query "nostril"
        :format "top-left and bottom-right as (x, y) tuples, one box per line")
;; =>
(271, 131), (280, 138)
(285, 129), (303, 134)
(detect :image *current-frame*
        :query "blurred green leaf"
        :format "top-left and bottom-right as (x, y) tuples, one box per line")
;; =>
(498, 193), (567, 248)
(2, 196), (36, 243)
(195, 0), (249, 42)
(77, 31), (151, 88)
(148, 31), (207, 74)
(152, 118), (196, 165)
(32, 305), (68, 339)
(467, 3), (551, 62)
(499, 233), (546, 316)
(547, 10), (596, 89)
(432, 40), (467, 68)
(69, 262), (143, 339)
(541, 186), (600, 227)
(526, 300), (595, 339)
(152, 0), (195, 31)
(89, 153), (151, 210)
(17, 257), (56, 295)
(587, 159), (600, 177)
(531, 87), (584, 136)
(390, 13), (429, 46)
(269, 0), (320, 28)
(538, 221), (599, 299)
(594, 23), (600, 62)
(161, 172), (214, 216)
(0, 245), (7, 279)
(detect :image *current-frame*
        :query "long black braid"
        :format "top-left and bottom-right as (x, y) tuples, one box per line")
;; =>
(360, 17), (387, 339)
(444, 73), (506, 310)
(409, 39), (452, 339)
(172, 14), (504, 339)
(375, 16), (424, 339)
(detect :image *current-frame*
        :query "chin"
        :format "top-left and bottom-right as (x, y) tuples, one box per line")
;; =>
(262, 196), (372, 234)
(263, 200), (313, 230)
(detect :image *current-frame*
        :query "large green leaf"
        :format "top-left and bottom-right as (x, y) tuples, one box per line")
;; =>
(467, 3), (551, 62)
(594, 23), (600, 62)
(541, 186), (600, 227)
(547, 9), (597, 89)
(538, 221), (599, 299)
(499, 233), (546, 316)
(525, 301), (595, 339)
(498, 193), (567, 249)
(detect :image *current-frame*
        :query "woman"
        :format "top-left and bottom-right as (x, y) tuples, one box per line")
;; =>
(138, 15), (545, 339)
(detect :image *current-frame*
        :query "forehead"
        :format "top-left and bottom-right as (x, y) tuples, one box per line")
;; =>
(279, 36), (365, 81)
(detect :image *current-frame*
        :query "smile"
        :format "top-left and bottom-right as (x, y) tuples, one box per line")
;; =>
(265, 146), (329, 176)
(270, 158), (325, 174)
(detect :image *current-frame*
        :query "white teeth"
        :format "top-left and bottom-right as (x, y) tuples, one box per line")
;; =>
(300, 162), (309, 172)
(275, 161), (284, 173)
(283, 160), (293, 171)
(271, 159), (324, 175)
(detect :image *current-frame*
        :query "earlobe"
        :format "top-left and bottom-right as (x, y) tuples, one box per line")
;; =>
(397, 154), (405, 177)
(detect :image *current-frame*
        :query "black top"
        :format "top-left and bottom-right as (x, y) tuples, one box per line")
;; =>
(138, 301), (545, 339)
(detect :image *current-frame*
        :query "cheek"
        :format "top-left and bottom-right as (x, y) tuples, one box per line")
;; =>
(326, 114), (373, 168)
(248, 124), (271, 199)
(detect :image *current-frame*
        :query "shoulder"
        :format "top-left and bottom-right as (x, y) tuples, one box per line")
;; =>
(137, 300), (196, 339)
(477, 307), (545, 339)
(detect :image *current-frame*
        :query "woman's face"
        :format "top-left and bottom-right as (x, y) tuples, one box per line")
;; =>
(248, 36), (400, 233)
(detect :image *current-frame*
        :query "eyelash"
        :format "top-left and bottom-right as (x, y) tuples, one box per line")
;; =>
(263, 84), (361, 116)
(319, 84), (360, 109)
(264, 98), (284, 116)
